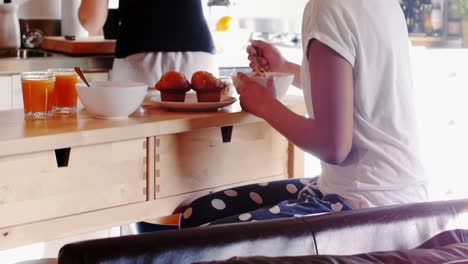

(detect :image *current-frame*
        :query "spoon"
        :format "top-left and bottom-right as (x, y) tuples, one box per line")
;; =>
(252, 53), (266, 77)
(249, 38), (265, 77)
(74, 66), (91, 87)
(255, 57), (266, 75)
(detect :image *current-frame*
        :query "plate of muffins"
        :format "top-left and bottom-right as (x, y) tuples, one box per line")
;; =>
(145, 71), (237, 111)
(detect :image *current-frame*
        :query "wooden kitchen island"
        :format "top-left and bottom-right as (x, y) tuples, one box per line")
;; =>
(0, 95), (306, 250)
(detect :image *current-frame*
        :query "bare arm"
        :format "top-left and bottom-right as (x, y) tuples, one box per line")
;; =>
(282, 61), (301, 88)
(78, 0), (109, 35)
(243, 40), (354, 164)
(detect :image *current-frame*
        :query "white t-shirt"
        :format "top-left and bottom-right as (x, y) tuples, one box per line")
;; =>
(300, 0), (428, 208)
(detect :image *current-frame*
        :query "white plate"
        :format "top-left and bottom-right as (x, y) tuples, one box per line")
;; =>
(143, 93), (237, 111)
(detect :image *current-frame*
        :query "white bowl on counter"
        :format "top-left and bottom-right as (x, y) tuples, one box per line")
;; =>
(76, 81), (147, 119)
(231, 72), (294, 99)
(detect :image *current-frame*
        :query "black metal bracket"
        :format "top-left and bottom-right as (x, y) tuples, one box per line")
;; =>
(221, 126), (233, 143)
(55, 148), (71, 168)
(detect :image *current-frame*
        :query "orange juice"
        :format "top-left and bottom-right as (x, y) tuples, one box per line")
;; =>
(21, 72), (55, 119)
(49, 69), (78, 113)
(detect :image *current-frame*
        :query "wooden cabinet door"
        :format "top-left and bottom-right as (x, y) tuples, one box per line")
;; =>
(0, 138), (148, 227)
(154, 122), (290, 199)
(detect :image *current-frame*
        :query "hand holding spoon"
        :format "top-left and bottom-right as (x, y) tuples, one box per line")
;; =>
(251, 45), (266, 77)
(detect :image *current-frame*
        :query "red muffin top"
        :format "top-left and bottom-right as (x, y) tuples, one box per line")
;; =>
(191, 71), (226, 92)
(155, 71), (191, 91)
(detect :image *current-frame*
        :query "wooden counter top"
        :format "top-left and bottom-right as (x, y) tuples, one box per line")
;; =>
(0, 94), (306, 157)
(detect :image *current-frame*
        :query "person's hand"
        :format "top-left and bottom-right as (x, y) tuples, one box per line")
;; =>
(237, 72), (276, 118)
(247, 40), (288, 73)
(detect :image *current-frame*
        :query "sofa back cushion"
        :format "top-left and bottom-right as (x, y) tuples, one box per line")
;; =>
(306, 199), (468, 255)
(58, 199), (468, 264)
(199, 243), (468, 264)
(58, 218), (318, 264)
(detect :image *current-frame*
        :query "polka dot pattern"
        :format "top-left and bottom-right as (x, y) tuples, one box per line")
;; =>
(300, 179), (310, 185)
(269, 206), (281, 214)
(211, 199), (226, 210)
(239, 213), (252, 221)
(250, 192), (263, 204)
(224, 190), (238, 197)
(286, 184), (298, 194)
(183, 207), (193, 219)
(332, 202), (344, 212)
(300, 187), (317, 197)
(179, 178), (353, 228)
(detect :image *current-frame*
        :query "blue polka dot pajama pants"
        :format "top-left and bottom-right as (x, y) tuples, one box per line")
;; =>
(179, 177), (353, 228)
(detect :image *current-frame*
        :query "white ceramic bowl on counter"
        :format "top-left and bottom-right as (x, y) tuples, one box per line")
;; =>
(76, 81), (147, 119)
(231, 72), (294, 99)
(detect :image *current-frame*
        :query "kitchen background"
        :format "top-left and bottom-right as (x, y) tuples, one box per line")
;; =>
(1, 0), (468, 263)
(9, 0), (306, 23)
(401, 0), (462, 38)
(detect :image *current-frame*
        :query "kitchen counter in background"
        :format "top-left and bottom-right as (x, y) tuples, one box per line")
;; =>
(410, 36), (463, 48)
(0, 43), (303, 75)
(1, 42), (463, 76)
(0, 52), (114, 75)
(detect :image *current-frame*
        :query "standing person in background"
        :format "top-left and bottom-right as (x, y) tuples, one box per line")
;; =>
(78, 0), (218, 87)
(180, 0), (428, 228)
(79, 0), (218, 233)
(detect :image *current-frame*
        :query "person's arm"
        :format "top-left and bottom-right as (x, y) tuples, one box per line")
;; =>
(282, 61), (301, 88)
(239, 40), (353, 164)
(78, 0), (109, 35)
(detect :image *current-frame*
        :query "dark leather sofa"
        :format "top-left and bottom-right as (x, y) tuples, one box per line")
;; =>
(58, 199), (468, 263)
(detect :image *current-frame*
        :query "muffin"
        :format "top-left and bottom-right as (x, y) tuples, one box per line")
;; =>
(155, 71), (191, 102)
(191, 71), (226, 102)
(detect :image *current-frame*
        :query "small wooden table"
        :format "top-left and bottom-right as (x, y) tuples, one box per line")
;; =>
(0, 95), (306, 250)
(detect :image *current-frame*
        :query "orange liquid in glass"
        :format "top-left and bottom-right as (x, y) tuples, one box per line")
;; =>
(21, 79), (55, 113)
(54, 73), (78, 108)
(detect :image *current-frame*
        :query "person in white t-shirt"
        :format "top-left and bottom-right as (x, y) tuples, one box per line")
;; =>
(179, 0), (428, 228)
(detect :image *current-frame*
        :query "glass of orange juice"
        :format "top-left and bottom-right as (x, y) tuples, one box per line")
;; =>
(21, 72), (56, 119)
(48, 68), (79, 114)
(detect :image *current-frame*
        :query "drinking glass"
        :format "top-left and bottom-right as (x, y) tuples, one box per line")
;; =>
(21, 71), (55, 119)
(48, 68), (79, 114)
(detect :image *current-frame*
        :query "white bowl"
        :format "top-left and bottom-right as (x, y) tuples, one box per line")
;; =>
(76, 81), (148, 119)
(231, 72), (294, 99)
